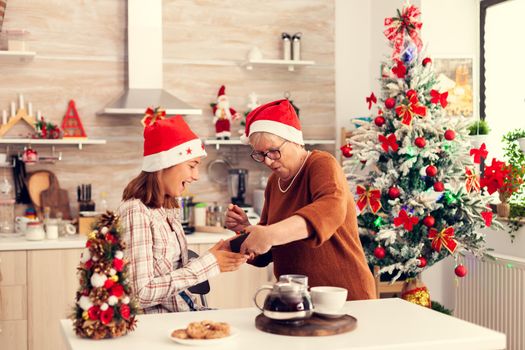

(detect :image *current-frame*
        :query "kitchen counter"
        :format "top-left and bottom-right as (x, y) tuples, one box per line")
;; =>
(60, 298), (505, 350)
(0, 231), (235, 251)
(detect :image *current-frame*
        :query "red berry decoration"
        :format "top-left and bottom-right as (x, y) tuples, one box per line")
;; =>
(433, 181), (445, 192)
(414, 137), (426, 148)
(388, 186), (400, 199)
(340, 144), (353, 158)
(455, 264), (467, 278)
(426, 165), (438, 177)
(444, 130), (456, 141)
(423, 215), (435, 228)
(374, 246), (386, 259)
(418, 257), (427, 268)
(422, 57), (432, 66)
(374, 116), (386, 127)
(385, 98), (396, 109)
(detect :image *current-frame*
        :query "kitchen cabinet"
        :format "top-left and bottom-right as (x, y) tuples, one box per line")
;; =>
(0, 251), (28, 350)
(27, 248), (82, 350)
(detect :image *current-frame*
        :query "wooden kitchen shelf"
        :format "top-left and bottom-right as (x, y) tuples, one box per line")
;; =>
(241, 58), (315, 72)
(204, 138), (335, 150)
(0, 50), (36, 62)
(0, 138), (106, 150)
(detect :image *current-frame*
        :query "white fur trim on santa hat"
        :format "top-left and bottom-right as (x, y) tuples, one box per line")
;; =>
(242, 120), (304, 145)
(142, 138), (207, 172)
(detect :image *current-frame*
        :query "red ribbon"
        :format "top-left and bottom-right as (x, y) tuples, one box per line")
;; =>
(356, 185), (382, 214)
(366, 92), (377, 110)
(465, 167), (480, 193)
(141, 107), (166, 127)
(428, 227), (458, 254)
(395, 90), (426, 125)
(384, 5), (423, 59)
(392, 60), (407, 79)
(430, 89), (448, 108)
(378, 133), (399, 152)
(393, 209), (419, 232)
(469, 143), (488, 164)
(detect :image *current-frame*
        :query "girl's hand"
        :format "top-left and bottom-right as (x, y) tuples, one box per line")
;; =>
(209, 240), (248, 272)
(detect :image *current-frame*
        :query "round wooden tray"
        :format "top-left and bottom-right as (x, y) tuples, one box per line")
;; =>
(255, 313), (357, 337)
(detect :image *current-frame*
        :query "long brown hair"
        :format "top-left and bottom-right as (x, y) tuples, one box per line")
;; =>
(122, 171), (178, 209)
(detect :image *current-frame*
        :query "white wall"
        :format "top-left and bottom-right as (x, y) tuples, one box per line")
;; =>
(335, 0), (479, 310)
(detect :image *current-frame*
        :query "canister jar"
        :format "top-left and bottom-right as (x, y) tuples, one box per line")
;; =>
(26, 221), (45, 241)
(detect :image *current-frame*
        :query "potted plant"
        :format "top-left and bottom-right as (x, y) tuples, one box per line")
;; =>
(507, 128), (525, 153)
(497, 130), (525, 218)
(468, 119), (490, 148)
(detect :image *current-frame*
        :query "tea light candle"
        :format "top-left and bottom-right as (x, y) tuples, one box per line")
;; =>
(28, 102), (33, 116)
(19, 94), (24, 110)
(37, 110), (42, 119)
(2, 110), (7, 124)
(11, 101), (16, 117)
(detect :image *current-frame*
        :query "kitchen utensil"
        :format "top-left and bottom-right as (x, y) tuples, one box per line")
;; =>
(176, 196), (194, 234)
(40, 173), (72, 219)
(13, 155), (31, 204)
(26, 170), (53, 215)
(253, 278), (314, 323)
(227, 168), (248, 206)
(255, 313), (357, 336)
(207, 159), (231, 185)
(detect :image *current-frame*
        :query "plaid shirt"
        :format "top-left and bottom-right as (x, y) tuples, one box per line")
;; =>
(117, 199), (220, 314)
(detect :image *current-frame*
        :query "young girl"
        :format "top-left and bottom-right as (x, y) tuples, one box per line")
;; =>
(118, 112), (247, 313)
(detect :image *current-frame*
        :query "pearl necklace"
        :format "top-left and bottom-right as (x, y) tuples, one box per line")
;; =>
(278, 151), (311, 193)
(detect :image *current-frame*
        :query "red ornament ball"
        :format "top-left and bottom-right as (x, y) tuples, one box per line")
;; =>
(385, 98), (396, 109)
(374, 116), (386, 127)
(418, 257), (427, 268)
(388, 186), (401, 199)
(423, 215), (435, 228)
(444, 130), (456, 141)
(426, 165), (438, 177)
(374, 246), (386, 259)
(422, 57), (432, 66)
(414, 137), (426, 148)
(455, 264), (468, 278)
(340, 144), (353, 158)
(433, 181), (445, 192)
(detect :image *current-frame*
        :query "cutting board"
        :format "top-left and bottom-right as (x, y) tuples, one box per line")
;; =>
(26, 170), (53, 213)
(40, 173), (72, 219)
(255, 313), (357, 337)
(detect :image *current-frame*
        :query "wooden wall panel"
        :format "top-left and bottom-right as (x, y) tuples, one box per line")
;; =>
(0, 0), (335, 213)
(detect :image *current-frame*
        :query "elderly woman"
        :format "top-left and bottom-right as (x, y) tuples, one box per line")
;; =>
(225, 99), (376, 300)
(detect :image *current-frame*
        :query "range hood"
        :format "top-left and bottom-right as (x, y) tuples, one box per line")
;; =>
(103, 0), (201, 115)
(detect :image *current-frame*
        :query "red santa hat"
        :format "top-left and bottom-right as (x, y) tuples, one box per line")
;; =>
(241, 99), (303, 145)
(217, 85), (226, 98)
(142, 111), (206, 172)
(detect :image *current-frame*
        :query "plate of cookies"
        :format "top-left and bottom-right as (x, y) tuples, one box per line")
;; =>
(170, 320), (238, 346)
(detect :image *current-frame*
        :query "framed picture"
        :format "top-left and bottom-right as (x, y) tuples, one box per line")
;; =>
(433, 57), (474, 118)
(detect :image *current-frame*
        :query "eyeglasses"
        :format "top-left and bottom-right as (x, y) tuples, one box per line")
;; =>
(250, 140), (288, 163)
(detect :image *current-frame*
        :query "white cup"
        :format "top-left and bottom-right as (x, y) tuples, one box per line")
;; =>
(45, 222), (59, 240)
(311, 286), (348, 314)
(0, 153), (6, 164)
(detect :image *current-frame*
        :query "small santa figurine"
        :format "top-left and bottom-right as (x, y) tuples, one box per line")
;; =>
(212, 85), (241, 139)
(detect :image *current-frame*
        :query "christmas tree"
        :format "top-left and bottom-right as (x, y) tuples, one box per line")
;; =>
(72, 212), (138, 339)
(342, 4), (502, 284)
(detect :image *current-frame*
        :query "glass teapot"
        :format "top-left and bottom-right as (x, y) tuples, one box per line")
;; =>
(253, 274), (314, 322)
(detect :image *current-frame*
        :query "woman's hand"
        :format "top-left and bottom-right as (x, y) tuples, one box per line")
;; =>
(209, 240), (248, 272)
(225, 204), (250, 232)
(240, 225), (273, 257)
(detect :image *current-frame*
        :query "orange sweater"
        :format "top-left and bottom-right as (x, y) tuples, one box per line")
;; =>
(259, 150), (376, 300)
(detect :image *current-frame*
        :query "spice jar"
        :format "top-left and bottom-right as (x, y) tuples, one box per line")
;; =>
(26, 221), (45, 241)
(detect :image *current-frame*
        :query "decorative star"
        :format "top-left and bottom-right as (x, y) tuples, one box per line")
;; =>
(186, 148), (192, 155)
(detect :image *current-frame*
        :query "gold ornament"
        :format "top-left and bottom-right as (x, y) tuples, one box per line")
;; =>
(401, 276), (431, 308)
(82, 311), (89, 320)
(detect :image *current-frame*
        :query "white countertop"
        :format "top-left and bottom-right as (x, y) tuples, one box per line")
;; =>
(60, 298), (505, 350)
(0, 231), (234, 251)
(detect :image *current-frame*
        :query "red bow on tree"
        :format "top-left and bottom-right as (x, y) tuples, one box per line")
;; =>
(393, 209), (419, 231)
(428, 227), (458, 254)
(383, 5), (423, 59)
(470, 143), (488, 164)
(356, 185), (382, 214)
(141, 107), (166, 127)
(430, 89), (448, 108)
(395, 89), (426, 125)
(378, 133), (399, 152)
(465, 167), (480, 193)
(366, 93), (377, 110)
(392, 60), (407, 79)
